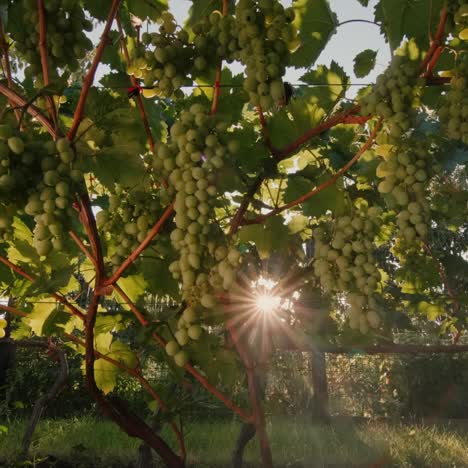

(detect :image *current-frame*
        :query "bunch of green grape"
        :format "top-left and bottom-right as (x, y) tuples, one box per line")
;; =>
(23, 138), (82, 256)
(359, 42), (425, 140)
(191, 10), (239, 72)
(376, 141), (435, 242)
(235, 0), (296, 109)
(312, 206), (383, 333)
(96, 187), (163, 270)
(153, 103), (241, 365)
(0, 124), (81, 251)
(0, 124), (37, 241)
(127, 12), (192, 99)
(12, 0), (93, 78)
(446, 1), (468, 41)
(438, 54), (468, 144)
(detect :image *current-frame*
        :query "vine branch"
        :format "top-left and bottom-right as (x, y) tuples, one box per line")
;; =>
(116, 15), (155, 153)
(0, 83), (56, 136)
(67, 0), (121, 141)
(104, 203), (174, 286)
(37, 0), (58, 128)
(243, 119), (382, 225)
(420, 5), (448, 75)
(0, 18), (21, 123)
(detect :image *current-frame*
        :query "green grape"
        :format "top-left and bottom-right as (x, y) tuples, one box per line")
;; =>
(312, 205), (383, 333)
(126, 12), (192, 98)
(376, 140), (434, 242)
(437, 54), (468, 144)
(446, 1), (468, 41)
(12, 0), (93, 77)
(235, 0), (296, 109)
(359, 41), (425, 141)
(96, 185), (163, 270)
(154, 104), (243, 363)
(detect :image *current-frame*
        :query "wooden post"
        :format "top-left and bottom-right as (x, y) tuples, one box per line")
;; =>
(309, 350), (330, 421)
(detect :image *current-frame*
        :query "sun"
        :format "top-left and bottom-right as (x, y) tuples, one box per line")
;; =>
(255, 292), (281, 313)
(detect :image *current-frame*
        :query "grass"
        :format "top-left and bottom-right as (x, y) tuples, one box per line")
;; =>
(1, 415), (468, 467)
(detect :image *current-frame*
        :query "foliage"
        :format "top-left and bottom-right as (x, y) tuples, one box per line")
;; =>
(0, 0), (467, 465)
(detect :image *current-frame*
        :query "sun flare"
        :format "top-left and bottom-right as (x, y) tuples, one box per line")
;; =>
(255, 293), (281, 313)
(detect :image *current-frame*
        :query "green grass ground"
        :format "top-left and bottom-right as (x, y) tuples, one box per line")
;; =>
(1, 416), (468, 467)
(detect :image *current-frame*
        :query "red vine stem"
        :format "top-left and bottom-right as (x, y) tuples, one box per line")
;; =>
(210, 0), (230, 114)
(130, 317), (252, 421)
(69, 229), (98, 271)
(0, 83), (56, 136)
(243, 119), (383, 226)
(0, 19), (21, 123)
(426, 46), (444, 77)
(104, 203), (174, 286)
(37, 0), (57, 127)
(419, 5), (447, 75)
(113, 283), (150, 327)
(225, 314), (273, 467)
(0, 255), (85, 320)
(229, 107), (372, 235)
(67, 0), (121, 141)
(64, 332), (186, 460)
(275, 105), (366, 159)
(116, 15), (155, 153)
(0, 303), (28, 317)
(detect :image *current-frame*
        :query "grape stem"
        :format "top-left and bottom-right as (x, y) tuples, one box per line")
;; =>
(419, 5), (447, 76)
(0, 18), (22, 124)
(0, 255), (85, 320)
(242, 118), (383, 226)
(67, 0), (122, 141)
(37, 0), (58, 131)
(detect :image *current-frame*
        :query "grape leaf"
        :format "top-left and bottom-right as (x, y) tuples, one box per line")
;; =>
(83, 0), (113, 21)
(101, 31), (124, 70)
(94, 358), (118, 394)
(374, 0), (445, 51)
(116, 274), (148, 311)
(300, 61), (350, 112)
(284, 175), (346, 217)
(126, 0), (168, 21)
(238, 217), (289, 259)
(353, 49), (378, 78)
(26, 300), (66, 336)
(86, 144), (147, 191)
(291, 0), (337, 68)
(356, 0), (370, 6)
(139, 257), (179, 298)
(109, 341), (139, 369)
